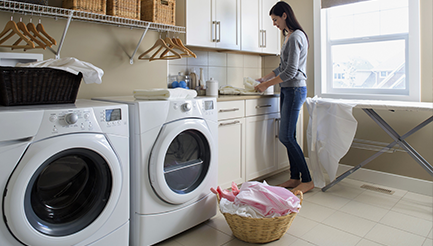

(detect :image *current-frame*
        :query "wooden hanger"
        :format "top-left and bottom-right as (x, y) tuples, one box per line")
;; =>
(160, 37), (196, 59)
(138, 38), (182, 61)
(0, 19), (34, 50)
(173, 38), (197, 58)
(27, 21), (53, 47)
(36, 21), (57, 45)
(14, 19), (46, 50)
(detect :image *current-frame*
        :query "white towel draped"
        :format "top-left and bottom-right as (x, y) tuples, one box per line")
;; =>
(133, 88), (197, 100)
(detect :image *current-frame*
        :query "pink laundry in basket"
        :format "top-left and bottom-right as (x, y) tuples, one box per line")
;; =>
(211, 181), (301, 217)
(234, 181), (301, 217)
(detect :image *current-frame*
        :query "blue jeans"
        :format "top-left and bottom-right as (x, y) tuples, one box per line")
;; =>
(279, 87), (312, 182)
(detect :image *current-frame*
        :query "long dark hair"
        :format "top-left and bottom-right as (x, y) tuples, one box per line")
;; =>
(269, 1), (309, 46)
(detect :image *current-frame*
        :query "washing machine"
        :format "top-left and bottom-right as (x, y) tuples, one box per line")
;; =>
(93, 96), (218, 246)
(0, 99), (130, 246)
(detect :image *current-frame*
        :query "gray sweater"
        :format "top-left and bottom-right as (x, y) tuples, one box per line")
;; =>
(273, 29), (308, 87)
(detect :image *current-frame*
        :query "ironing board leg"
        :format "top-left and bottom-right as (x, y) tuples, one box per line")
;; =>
(322, 109), (433, 192)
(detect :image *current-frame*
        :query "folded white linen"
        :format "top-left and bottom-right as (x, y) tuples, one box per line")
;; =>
(133, 88), (197, 100)
(16, 57), (104, 84)
(219, 77), (262, 95)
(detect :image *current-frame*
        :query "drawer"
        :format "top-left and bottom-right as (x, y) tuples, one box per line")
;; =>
(218, 100), (245, 120)
(245, 97), (279, 116)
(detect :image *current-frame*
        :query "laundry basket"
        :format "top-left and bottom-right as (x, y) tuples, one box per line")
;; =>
(0, 67), (82, 106)
(217, 190), (303, 244)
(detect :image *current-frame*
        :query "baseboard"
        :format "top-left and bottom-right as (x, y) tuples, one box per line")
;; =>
(328, 161), (432, 196)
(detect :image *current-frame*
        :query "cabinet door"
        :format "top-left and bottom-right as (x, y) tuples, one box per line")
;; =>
(215, 0), (241, 50)
(185, 0), (214, 47)
(240, 0), (261, 52)
(261, 0), (280, 54)
(218, 118), (246, 189)
(245, 114), (277, 180)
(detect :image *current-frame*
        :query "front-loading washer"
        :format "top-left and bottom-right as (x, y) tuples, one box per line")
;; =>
(93, 96), (218, 246)
(0, 99), (129, 246)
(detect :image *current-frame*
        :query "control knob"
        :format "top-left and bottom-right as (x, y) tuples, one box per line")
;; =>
(65, 113), (78, 125)
(182, 103), (192, 112)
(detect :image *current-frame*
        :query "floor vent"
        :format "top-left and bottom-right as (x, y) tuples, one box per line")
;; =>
(360, 184), (395, 195)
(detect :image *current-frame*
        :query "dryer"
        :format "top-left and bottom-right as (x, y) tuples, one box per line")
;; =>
(0, 100), (129, 246)
(94, 96), (217, 246)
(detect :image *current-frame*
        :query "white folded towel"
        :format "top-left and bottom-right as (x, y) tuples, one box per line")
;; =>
(219, 77), (262, 95)
(133, 88), (197, 100)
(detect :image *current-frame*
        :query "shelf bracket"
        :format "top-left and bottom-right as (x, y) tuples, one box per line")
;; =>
(54, 10), (74, 59)
(129, 23), (150, 64)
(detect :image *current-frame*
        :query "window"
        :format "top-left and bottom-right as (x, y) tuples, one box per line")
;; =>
(314, 0), (420, 101)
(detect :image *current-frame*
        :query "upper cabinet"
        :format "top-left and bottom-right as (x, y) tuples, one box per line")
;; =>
(241, 0), (280, 55)
(177, 0), (241, 50)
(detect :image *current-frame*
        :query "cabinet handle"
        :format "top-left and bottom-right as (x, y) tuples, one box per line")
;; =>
(219, 120), (240, 126)
(259, 30), (262, 47)
(217, 21), (221, 42)
(261, 30), (265, 47)
(255, 104), (272, 109)
(275, 118), (280, 138)
(212, 21), (216, 42)
(263, 30), (267, 48)
(219, 108), (240, 112)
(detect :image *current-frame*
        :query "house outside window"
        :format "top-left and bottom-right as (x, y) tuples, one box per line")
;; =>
(314, 0), (421, 101)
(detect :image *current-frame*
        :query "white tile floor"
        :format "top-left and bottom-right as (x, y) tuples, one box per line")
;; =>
(155, 171), (433, 246)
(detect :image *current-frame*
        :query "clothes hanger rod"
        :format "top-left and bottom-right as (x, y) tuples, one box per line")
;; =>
(54, 10), (73, 59)
(129, 23), (150, 64)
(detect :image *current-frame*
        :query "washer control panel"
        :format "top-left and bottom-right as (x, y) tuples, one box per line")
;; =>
(41, 106), (126, 135)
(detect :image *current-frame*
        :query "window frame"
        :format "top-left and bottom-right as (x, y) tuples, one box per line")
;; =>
(313, 0), (421, 101)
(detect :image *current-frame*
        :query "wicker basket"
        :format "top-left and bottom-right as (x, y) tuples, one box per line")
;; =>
(13, 0), (48, 5)
(62, 0), (107, 15)
(0, 67), (82, 106)
(107, 0), (141, 20)
(218, 190), (303, 244)
(141, 0), (175, 25)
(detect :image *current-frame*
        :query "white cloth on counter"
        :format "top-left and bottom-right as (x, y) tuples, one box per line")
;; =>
(16, 57), (104, 84)
(306, 96), (358, 188)
(219, 181), (301, 218)
(133, 88), (197, 100)
(219, 77), (262, 95)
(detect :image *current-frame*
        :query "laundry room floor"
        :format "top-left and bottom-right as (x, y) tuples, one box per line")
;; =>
(154, 171), (433, 246)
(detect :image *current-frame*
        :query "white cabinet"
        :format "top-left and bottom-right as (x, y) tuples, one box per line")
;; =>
(240, 0), (280, 54)
(217, 101), (246, 189)
(217, 97), (303, 186)
(244, 98), (280, 180)
(177, 0), (241, 50)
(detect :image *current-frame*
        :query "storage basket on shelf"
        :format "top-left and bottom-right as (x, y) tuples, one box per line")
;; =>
(0, 67), (82, 106)
(13, 0), (48, 5)
(62, 0), (107, 15)
(217, 190), (303, 244)
(141, 0), (175, 25)
(107, 0), (141, 20)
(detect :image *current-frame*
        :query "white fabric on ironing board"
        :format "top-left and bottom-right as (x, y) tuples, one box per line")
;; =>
(306, 96), (433, 188)
(133, 88), (197, 100)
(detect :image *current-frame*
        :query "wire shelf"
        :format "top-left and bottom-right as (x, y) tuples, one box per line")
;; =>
(0, 0), (185, 33)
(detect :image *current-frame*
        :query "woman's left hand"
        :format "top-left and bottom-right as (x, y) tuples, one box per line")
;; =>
(255, 82), (268, 93)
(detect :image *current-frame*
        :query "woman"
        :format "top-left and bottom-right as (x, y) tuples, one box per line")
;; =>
(254, 1), (313, 193)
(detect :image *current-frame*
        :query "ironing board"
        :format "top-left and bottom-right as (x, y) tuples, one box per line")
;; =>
(308, 98), (433, 192)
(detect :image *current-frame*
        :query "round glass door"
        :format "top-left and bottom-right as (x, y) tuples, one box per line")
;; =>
(149, 119), (215, 204)
(164, 129), (210, 194)
(25, 148), (112, 236)
(4, 134), (122, 246)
